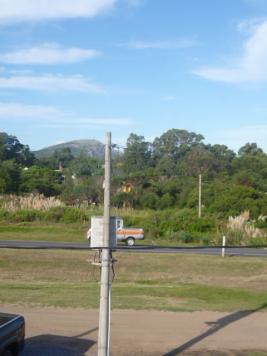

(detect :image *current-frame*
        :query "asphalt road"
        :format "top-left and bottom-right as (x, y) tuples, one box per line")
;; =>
(0, 240), (267, 257)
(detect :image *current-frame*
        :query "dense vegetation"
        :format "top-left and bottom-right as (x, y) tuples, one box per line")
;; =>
(1, 129), (267, 244)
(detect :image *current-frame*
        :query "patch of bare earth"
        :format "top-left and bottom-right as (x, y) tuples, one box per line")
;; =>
(1, 305), (267, 355)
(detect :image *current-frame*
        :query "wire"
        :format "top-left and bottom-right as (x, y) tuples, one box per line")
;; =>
(1, 243), (267, 250)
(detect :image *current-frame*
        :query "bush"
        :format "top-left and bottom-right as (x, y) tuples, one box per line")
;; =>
(11, 209), (42, 222)
(176, 231), (194, 243)
(116, 207), (216, 243)
(60, 207), (88, 223)
(44, 206), (88, 223)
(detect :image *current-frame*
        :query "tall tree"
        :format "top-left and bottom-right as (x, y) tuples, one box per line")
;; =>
(238, 142), (264, 156)
(0, 132), (34, 166)
(153, 129), (204, 161)
(181, 145), (215, 177)
(123, 133), (152, 174)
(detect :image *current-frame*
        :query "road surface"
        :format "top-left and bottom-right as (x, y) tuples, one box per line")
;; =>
(0, 240), (267, 257)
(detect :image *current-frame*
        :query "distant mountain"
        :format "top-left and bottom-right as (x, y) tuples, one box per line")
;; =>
(34, 139), (104, 159)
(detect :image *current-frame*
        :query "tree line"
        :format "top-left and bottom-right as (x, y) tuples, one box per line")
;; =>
(1, 129), (267, 220)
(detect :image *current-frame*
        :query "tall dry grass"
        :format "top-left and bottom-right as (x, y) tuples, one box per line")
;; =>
(0, 194), (64, 211)
(227, 211), (265, 241)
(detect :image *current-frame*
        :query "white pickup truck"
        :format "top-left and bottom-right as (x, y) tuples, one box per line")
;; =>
(87, 217), (144, 246)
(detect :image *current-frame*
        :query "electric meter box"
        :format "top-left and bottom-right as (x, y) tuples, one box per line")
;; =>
(90, 216), (117, 248)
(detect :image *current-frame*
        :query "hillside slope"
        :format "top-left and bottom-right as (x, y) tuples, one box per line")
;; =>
(34, 139), (104, 158)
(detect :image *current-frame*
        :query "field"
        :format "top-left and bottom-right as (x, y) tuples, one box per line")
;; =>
(1, 249), (267, 312)
(0, 221), (88, 242)
(2, 225), (267, 355)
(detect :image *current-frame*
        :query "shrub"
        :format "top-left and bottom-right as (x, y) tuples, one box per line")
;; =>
(11, 209), (42, 222)
(44, 206), (88, 223)
(60, 207), (88, 223)
(176, 231), (194, 243)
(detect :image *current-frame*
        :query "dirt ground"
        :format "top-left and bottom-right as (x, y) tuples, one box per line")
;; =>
(2, 305), (267, 355)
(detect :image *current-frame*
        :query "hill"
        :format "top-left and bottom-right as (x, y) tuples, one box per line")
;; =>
(34, 139), (104, 159)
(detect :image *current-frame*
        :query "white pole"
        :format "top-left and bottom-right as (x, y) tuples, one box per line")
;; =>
(198, 174), (202, 218)
(222, 235), (226, 258)
(98, 132), (111, 356)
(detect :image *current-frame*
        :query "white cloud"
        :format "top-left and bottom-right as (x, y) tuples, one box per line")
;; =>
(194, 19), (267, 83)
(0, 43), (101, 65)
(0, 74), (105, 93)
(0, 102), (66, 118)
(0, 102), (133, 127)
(118, 38), (199, 50)
(0, 0), (117, 25)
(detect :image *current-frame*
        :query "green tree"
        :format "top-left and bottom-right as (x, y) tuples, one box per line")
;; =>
(140, 192), (160, 209)
(238, 142), (264, 156)
(0, 132), (34, 166)
(180, 145), (215, 177)
(153, 129), (204, 161)
(123, 133), (152, 174)
(61, 175), (102, 206)
(0, 160), (21, 193)
(69, 154), (102, 177)
(21, 166), (62, 196)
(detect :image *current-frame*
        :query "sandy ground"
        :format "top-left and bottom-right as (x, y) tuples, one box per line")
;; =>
(1, 305), (267, 355)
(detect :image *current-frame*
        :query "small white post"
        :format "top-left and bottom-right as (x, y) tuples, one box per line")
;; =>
(198, 174), (202, 219)
(222, 235), (226, 258)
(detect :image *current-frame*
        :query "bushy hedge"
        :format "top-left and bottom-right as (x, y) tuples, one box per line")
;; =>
(119, 208), (217, 244)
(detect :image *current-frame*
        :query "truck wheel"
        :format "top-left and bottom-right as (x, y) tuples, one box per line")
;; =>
(126, 237), (135, 246)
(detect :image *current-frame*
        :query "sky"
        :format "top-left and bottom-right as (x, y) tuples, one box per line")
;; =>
(0, 0), (267, 152)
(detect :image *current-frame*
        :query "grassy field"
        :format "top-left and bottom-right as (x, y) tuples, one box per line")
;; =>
(1, 249), (267, 312)
(0, 222), (88, 242)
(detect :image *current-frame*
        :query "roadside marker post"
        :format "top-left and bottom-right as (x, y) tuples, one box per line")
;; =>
(198, 174), (202, 218)
(222, 235), (226, 258)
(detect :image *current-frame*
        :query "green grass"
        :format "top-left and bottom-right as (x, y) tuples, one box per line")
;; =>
(1, 249), (267, 311)
(0, 222), (88, 242)
(1, 280), (267, 312)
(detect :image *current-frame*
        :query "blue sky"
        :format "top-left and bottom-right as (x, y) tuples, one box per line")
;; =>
(0, 0), (267, 152)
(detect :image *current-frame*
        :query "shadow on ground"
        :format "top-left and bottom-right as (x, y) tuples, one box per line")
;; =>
(21, 327), (97, 356)
(164, 303), (267, 355)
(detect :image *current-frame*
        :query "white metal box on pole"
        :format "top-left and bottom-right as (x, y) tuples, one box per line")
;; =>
(90, 216), (117, 248)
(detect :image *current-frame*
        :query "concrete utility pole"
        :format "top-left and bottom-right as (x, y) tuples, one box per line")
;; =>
(98, 132), (111, 356)
(198, 174), (202, 218)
